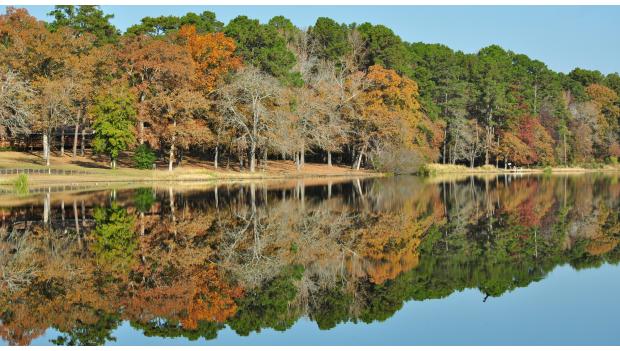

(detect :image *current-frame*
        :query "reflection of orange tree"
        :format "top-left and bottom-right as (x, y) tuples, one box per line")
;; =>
(351, 183), (445, 284)
(180, 265), (244, 329)
(0, 225), (121, 345)
(124, 197), (242, 330)
(496, 177), (555, 228)
(122, 264), (243, 330)
(584, 204), (620, 256)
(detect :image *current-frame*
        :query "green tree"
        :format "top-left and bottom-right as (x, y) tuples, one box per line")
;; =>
(91, 88), (136, 169)
(309, 17), (351, 62)
(125, 11), (222, 36)
(47, 5), (119, 46)
(132, 144), (157, 169)
(357, 22), (412, 76)
(568, 67), (604, 87)
(225, 16), (296, 80)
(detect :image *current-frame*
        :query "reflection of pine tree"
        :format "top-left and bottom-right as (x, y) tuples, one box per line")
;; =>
(51, 310), (120, 346)
(228, 265), (303, 336)
(130, 320), (224, 341)
(91, 202), (137, 274)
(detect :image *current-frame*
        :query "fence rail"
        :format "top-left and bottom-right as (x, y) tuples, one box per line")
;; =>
(0, 168), (95, 175)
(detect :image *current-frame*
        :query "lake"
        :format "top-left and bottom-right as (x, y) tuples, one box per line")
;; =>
(1, 174), (619, 346)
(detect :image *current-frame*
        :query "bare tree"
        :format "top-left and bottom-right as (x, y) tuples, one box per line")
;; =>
(0, 69), (34, 141)
(218, 67), (280, 172)
(36, 78), (76, 166)
(456, 118), (483, 168)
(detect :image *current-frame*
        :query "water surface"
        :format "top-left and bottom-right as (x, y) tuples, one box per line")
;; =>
(1, 175), (619, 345)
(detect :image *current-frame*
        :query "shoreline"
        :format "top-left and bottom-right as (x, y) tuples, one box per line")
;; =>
(2, 151), (620, 190)
(0, 151), (382, 188)
(422, 163), (620, 176)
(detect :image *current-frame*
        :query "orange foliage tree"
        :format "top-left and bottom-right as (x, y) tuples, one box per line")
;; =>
(179, 25), (242, 93)
(350, 65), (423, 169)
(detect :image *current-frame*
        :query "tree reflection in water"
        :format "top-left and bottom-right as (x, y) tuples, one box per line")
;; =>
(1, 175), (619, 345)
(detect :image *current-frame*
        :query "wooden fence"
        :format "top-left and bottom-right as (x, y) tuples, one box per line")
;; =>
(0, 168), (95, 175)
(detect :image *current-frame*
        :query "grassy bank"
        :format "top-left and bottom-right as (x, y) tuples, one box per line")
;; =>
(422, 163), (620, 176)
(0, 151), (380, 187)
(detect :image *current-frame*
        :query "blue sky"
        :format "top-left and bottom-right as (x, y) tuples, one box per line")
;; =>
(4, 6), (620, 74)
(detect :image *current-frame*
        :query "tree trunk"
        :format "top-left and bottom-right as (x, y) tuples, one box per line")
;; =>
(327, 151), (332, 167)
(442, 128), (447, 164)
(249, 141), (256, 172)
(168, 143), (175, 172)
(214, 144), (219, 169)
(355, 145), (366, 171)
(169, 121), (176, 172)
(563, 133), (567, 165)
(300, 141), (305, 168)
(72, 123), (79, 158)
(484, 126), (490, 165)
(60, 128), (65, 156)
(80, 128), (86, 156)
(43, 133), (50, 167)
(295, 152), (301, 171)
(138, 121), (144, 145)
(138, 93), (146, 144)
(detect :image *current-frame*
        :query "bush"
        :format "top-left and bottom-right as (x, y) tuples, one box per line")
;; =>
(369, 147), (423, 174)
(132, 144), (157, 169)
(13, 174), (29, 195)
(607, 156), (618, 165)
(543, 166), (552, 175)
(417, 164), (435, 176)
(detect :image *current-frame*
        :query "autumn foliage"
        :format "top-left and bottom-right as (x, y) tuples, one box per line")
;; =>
(179, 25), (242, 93)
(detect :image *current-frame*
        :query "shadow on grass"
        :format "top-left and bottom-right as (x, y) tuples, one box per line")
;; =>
(70, 160), (109, 169)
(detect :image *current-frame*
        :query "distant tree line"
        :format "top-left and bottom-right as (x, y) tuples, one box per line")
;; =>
(1, 6), (619, 171)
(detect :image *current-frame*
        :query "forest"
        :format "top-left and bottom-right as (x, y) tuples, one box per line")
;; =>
(1, 175), (619, 345)
(1, 6), (620, 172)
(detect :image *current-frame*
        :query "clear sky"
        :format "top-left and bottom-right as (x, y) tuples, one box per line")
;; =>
(3, 5), (620, 75)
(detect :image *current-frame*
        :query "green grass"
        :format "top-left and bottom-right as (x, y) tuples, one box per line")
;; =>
(13, 174), (29, 195)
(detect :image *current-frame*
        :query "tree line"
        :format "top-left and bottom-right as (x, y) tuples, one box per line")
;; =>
(1, 6), (619, 171)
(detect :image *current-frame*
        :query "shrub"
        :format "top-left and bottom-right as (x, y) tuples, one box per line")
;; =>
(132, 144), (157, 169)
(417, 164), (435, 176)
(543, 166), (552, 175)
(369, 146), (423, 175)
(13, 174), (29, 195)
(607, 156), (618, 165)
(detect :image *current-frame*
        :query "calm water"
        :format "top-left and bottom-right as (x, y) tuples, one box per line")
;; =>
(1, 175), (619, 346)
